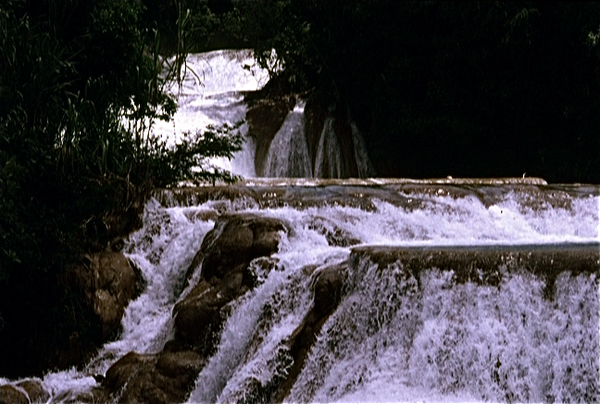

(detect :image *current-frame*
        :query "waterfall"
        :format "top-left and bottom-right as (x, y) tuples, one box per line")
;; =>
(314, 117), (343, 178)
(263, 100), (312, 177)
(152, 50), (269, 177)
(1, 48), (599, 404)
(1, 181), (598, 403)
(149, 49), (375, 179)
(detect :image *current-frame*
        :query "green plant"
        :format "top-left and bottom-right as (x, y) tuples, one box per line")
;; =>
(0, 0), (244, 377)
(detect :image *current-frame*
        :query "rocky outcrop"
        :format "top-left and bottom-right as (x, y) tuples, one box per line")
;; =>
(55, 251), (145, 370)
(0, 380), (50, 404)
(245, 76), (375, 179)
(245, 75), (296, 176)
(176, 213), (285, 353)
(96, 350), (206, 404)
(0, 385), (28, 404)
(351, 243), (600, 295)
(96, 213), (287, 404)
(249, 261), (349, 403)
(67, 251), (146, 342)
(15, 380), (50, 403)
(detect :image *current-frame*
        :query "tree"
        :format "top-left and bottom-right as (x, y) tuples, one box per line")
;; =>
(0, 0), (241, 376)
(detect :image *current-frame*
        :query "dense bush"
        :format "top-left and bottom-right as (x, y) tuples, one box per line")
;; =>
(0, 0), (241, 376)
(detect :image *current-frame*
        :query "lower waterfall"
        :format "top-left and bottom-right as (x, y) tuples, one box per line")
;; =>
(1, 181), (592, 403)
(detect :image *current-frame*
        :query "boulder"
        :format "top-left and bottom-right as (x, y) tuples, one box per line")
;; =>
(0, 385), (28, 404)
(91, 251), (145, 340)
(200, 214), (286, 281)
(175, 213), (286, 353)
(271, 262), (348, 402)
(308, 216), (361, 247)
(100, 350), (205, 404)
(95, 214), (286, 403)
(245, 75), (295, 176)
(173, 280), (231, 351)
(15, 380), (50, 403)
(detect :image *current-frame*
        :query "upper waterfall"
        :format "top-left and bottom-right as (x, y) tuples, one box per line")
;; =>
(154, 50), (375, 180)
(153, 50), (269, 177)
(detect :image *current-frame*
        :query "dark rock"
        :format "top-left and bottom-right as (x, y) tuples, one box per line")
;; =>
(173, 280), (230, 351)
(175, 214), (285, 353)
(90, 251), (144, 340)
(245, 75), (295, 176)
(0, 385), (28, 404)
(101, 350), (205, 404)
(104, 351), (158, 392)
(15, 380), (50, 403)
(352, 243), (600, 300)
(314, 263), (348, 317)
(271, 261), (349, 402)
(51, 251), (145, 372)
(155, 350), (204, 379)
(308, 217), (361, 247)
(197, 213), (286, 281)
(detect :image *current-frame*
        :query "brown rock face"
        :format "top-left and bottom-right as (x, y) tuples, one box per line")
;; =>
(100, 350), (205, 404)
(98, 213), (286, 404)
(245, 76), (296, 176)
(14, 380), (50, 403)
(51, 250), (145, 371)
(271, 262), (348, 402)
(81, 251), (146, 341)
(176, 214), (286, 353)
(200, 213), (286, 281)
(0, 385), (28, 404)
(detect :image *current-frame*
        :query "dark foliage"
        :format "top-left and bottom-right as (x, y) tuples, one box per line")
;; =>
(0, 0), (241, 377)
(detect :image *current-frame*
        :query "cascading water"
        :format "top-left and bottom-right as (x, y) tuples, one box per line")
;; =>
(153, 49), (270, 177)
(2, 49), (599, 404)
(263, 100), (312, 178)
(3, 181), (599, 403)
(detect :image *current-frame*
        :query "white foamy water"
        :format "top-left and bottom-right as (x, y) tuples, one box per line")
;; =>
(3, 48), (597, 404)
(40, 200), (217, 401)
(184, 186), (599, 403)
(14, 184), (594, 403)
(153, 50), (269, 177)
(289, 261), (599, 403)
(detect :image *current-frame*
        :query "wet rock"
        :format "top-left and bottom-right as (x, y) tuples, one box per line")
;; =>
(245, 75), (295, 176)
(0, 384), (28, 404)
(175, 213), (286, 353)
(101, 350), (205, 404)
(15, 380), (50, 403)
(271, 261), (348, 402)
(89, 251), (145, 340)
(51, 251), (145, 371)
(200, 213), (286, 281)
(308, 217), (361, 247)
(314, 263), (348, 317)
(104, 351), (158, 392)
(352, 243), (600, 299)
(173, 280), (230, 351)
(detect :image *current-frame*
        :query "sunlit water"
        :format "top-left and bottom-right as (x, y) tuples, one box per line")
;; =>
(153, 49), (269, 177)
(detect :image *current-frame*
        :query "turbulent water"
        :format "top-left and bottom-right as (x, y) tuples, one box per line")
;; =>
(152, 49), (269, 177)
(5, 181), (599, 403)
(2, 50), (599, 403)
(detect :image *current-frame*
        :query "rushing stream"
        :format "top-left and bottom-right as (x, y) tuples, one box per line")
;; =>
(1, 50), (599, 404)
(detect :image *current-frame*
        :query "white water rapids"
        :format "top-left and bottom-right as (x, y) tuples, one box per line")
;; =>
(2, 50), (599, 403)
(25, 182), (598, 403)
